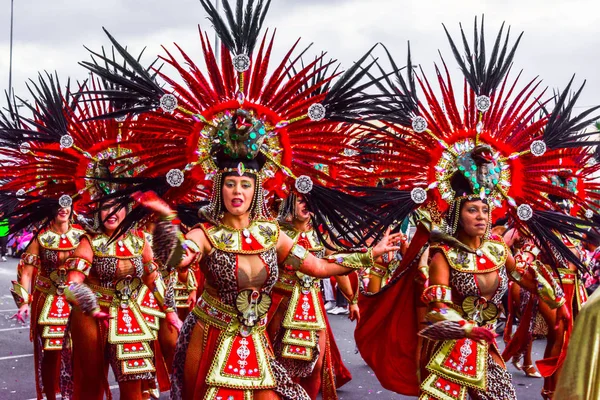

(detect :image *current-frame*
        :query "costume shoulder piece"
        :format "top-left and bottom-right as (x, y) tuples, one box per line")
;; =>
(431, 235), (508, 274)
(38, 225), (86, 251)
(201, 219), (280, 254)
(87, 231), (145, 259)
(280, 224), (324, 252)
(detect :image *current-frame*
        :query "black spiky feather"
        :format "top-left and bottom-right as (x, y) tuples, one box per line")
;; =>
(542, 76), (600, 149)
(199, 0), (271, 56)
(79, 28), (165, 119)
(443, 15), (522, 96)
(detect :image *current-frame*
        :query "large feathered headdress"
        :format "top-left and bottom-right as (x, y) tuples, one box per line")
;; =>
(78, 0), (389, 247)
(358, 16), (600, 270)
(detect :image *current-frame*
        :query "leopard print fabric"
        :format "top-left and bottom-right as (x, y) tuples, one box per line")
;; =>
(90, 255), (143, 288)
(450, 266), (508, 307)
(469, 355), (517, 400)
(59, 318), (74, 399)
(203, 250), (239, 305)
(270, 355), (311, 400)
(170, 311), (199, 400)
(162, 271), (177, 310)
(204, 247), (279, 306)
(260, 248), (279, 294)
(91, 257), (118, 288)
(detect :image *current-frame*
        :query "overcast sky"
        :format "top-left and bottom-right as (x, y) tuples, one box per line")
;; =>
(1, 0), (599, 111)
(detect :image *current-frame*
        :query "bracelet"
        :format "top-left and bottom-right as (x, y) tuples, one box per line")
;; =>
(144, 261), (159, 274)
(159, 213), (180, 225)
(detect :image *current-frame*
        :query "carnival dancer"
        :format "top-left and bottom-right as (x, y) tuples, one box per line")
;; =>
(351, 17), (600, 400)
(502, 158), (600, 398)
(0, 72), (182, 399)
(270, 193), (357, 399)
(9, 204), (85, 400)
(0, 76), (105, 400)
(502, 230), (545, 379)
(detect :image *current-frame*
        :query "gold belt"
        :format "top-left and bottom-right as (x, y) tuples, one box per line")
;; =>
(35, 274), (67, 296)
(274, 271), (319, 293)
(88, 278), (142, 308)
(557, 268), (576, 284)
(192, 291), (267, 333)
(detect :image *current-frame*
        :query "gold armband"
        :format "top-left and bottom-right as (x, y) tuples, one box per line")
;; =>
(65, 257), (92, 276)
(370, 263), (389, 278)
(183, 239), (200, 253)
(421, 285), (453, 305)
(425, 306), (465, 324)
(532, 261), (565, 309)
(10, 281), (30, 307)
(21, 252), (41, 268)
(152, 275), (167, 306)
(327, 248), (374, 271)
(508, 267), (523, 282)
(283, 244), (309, 271)
(186, 271), (198, 291)
(143, 260), (159, 275)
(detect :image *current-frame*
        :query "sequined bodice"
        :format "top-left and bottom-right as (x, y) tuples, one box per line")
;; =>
(38, 226), (84, 276)
(86, 231), (145, 289)
(40, 248), (72, 275)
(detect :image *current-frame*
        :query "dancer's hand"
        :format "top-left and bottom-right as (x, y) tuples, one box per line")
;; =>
(187, 290), (197, 311)
(10, 304), (29, 323)
(349, 303), (360, 323)
(166, 311), (183, 333)
(467, 326), (497, 344)
(132, 191), (173, 217)
(372, 228), (403, 258)
(555, 303), (571, 330)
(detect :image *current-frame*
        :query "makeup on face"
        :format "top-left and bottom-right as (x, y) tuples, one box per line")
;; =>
(222, 175), (256, 216)
(460, 200), (489, 237)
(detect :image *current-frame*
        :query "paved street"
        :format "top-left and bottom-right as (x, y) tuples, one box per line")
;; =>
(0, 257), (544, 399)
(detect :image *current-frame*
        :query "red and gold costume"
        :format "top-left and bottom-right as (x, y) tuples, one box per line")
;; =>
(60, 230), (166, 398)
(268, 224), (353, 399)
(9, 225), (84, 398)
(351, 16), (599, 400)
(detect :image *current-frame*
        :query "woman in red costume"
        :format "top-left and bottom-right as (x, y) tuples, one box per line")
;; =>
(352, 17), (600, 400)
(75, 1), (407, 398)
(0, 76), (134, 400)
(502, 159), (600, 398)
(271, 193), (357, 399)
(9, 202), (84, 400)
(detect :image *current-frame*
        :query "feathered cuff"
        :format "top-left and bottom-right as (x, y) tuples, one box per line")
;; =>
(419, 307), (474, 341)
(10, 281), (31, 307)
(326, 248), (374, 271)
(65, 282), (99, 315)
(153, 217), (185, 269)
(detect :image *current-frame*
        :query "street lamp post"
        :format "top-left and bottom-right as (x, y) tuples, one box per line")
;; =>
(214, 0), (220, 60)
(8, 0), (15, 98)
